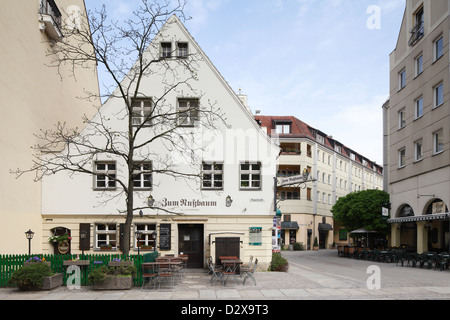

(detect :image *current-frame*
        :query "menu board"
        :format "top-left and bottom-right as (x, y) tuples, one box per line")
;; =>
(159, 224), (171, 251)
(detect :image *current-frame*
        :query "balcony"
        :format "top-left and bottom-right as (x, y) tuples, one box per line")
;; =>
(38, 0), (63, 40)
(280, 143), (301, 155)
(409, 22), (424, 47)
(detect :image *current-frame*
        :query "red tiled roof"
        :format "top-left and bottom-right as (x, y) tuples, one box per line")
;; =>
(255, 115), (383, 174)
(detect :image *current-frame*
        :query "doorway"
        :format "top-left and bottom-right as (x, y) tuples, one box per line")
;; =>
(178, 224), (204, 268)
(214, 237), (240, 264)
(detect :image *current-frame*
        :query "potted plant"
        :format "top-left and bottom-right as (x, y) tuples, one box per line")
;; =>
(88, 264), (137, 290)
(48, 234), (72, 243)
(313, 237), (319, 251)
(9, 257), (63, 291)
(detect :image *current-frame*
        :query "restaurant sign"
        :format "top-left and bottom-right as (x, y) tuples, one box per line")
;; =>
(161, 198), (218, 208)
(278, 174), (309, 187)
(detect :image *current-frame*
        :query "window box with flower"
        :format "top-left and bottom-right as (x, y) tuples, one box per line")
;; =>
(99, 243), (114, 251)
(48, 234), (72, 243)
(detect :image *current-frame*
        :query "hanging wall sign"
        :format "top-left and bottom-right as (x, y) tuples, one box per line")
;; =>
(57, 240), (70, 254)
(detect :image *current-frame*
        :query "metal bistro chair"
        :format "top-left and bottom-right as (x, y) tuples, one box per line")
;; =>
(240, 256), (253, 274)
(208, 258), (223, 285)
(157, 262), (175, 289)
(221, 260), (239, 286)
(141, 263), (158, 290)
(243, 258), (258, 286)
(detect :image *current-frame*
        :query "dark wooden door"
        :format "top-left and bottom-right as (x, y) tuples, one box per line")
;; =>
(178, 224), (204, 268)
(215, 237), (240, 264)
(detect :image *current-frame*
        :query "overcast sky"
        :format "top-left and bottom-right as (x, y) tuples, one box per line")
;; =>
(84, 0), (406, 165)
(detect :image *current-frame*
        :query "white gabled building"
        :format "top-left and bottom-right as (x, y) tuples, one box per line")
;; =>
(41, 15), (279, 269)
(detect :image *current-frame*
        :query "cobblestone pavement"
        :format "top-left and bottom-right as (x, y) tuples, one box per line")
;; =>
(2, 250), (450, 301)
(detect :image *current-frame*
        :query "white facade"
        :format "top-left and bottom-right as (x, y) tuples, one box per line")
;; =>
(41, 15), (279, 269)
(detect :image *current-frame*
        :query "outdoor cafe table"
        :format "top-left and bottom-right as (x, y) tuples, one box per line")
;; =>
(142, 261), (183, 278)
(219, 257), (243, 286)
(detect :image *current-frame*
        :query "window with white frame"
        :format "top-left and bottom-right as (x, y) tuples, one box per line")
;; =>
(434, 130), (444, 154)
(415, 140), (423, 161)
(94, 162), (116, 189)
(178, 99), (199, 126)
(434, 83), (444, 108)
(202, 162), (223, 189)
(240, 162), (261, 189)
(177, 42), (188, 58)
(95, 223), (117, 249)
(398, 108), (406, 129)
(275, 124), (291, 134)
(317, 135), (325, 144)
(161, 42), (172, 58)
(133, 162), (152, 189)
(135, 223), (156, 250)
(415, 96), (423, 118)
(132, 99), (152, 126)
(415, 54), (423, 77)
(434, 36), (444, 61)
(399, 69), (406, 90)
(398, 148), (406, 168)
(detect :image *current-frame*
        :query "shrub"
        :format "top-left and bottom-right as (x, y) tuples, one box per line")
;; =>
(269, 253), (289, 272)
(293, 242), (304, 251)
(88, 265), (137, 284)
(8, 263), (54, 290)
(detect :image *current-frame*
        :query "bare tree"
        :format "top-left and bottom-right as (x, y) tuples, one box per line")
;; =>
(13, 0), (226, 255)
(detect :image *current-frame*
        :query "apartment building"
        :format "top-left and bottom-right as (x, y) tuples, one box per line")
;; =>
(0, 0), (100, 253)
(255, 115), (383, 250)
(385, 0), (450, 253)
(40, 15), (279, 269)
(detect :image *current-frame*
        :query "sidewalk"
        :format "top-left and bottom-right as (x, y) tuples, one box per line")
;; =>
(2, 251), (450, 300)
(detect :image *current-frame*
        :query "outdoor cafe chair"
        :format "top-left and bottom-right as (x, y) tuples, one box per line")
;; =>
(243, 258), (258, 286)
(395, 251), (407, 267)
(221, 259), (241, 286)
(434, 254), (449, 271)
(240, 256), (253, 273)
(420, 252), (434, 269)
(208, 259), (223, 285)
(156, 262), (175, 289)
(141, 264), (158, 290)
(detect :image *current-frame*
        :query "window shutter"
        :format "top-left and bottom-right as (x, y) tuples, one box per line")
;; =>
(79, 223), (90, 250)
(119, 223), (128, 251)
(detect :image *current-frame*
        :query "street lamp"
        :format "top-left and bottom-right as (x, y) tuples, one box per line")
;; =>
(25, 229), (34, 255)
(147, 195), (155, 207)
(226, 195), (233, 207)
(135, 229), (142, 256)
(302, 168), (310, 181)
